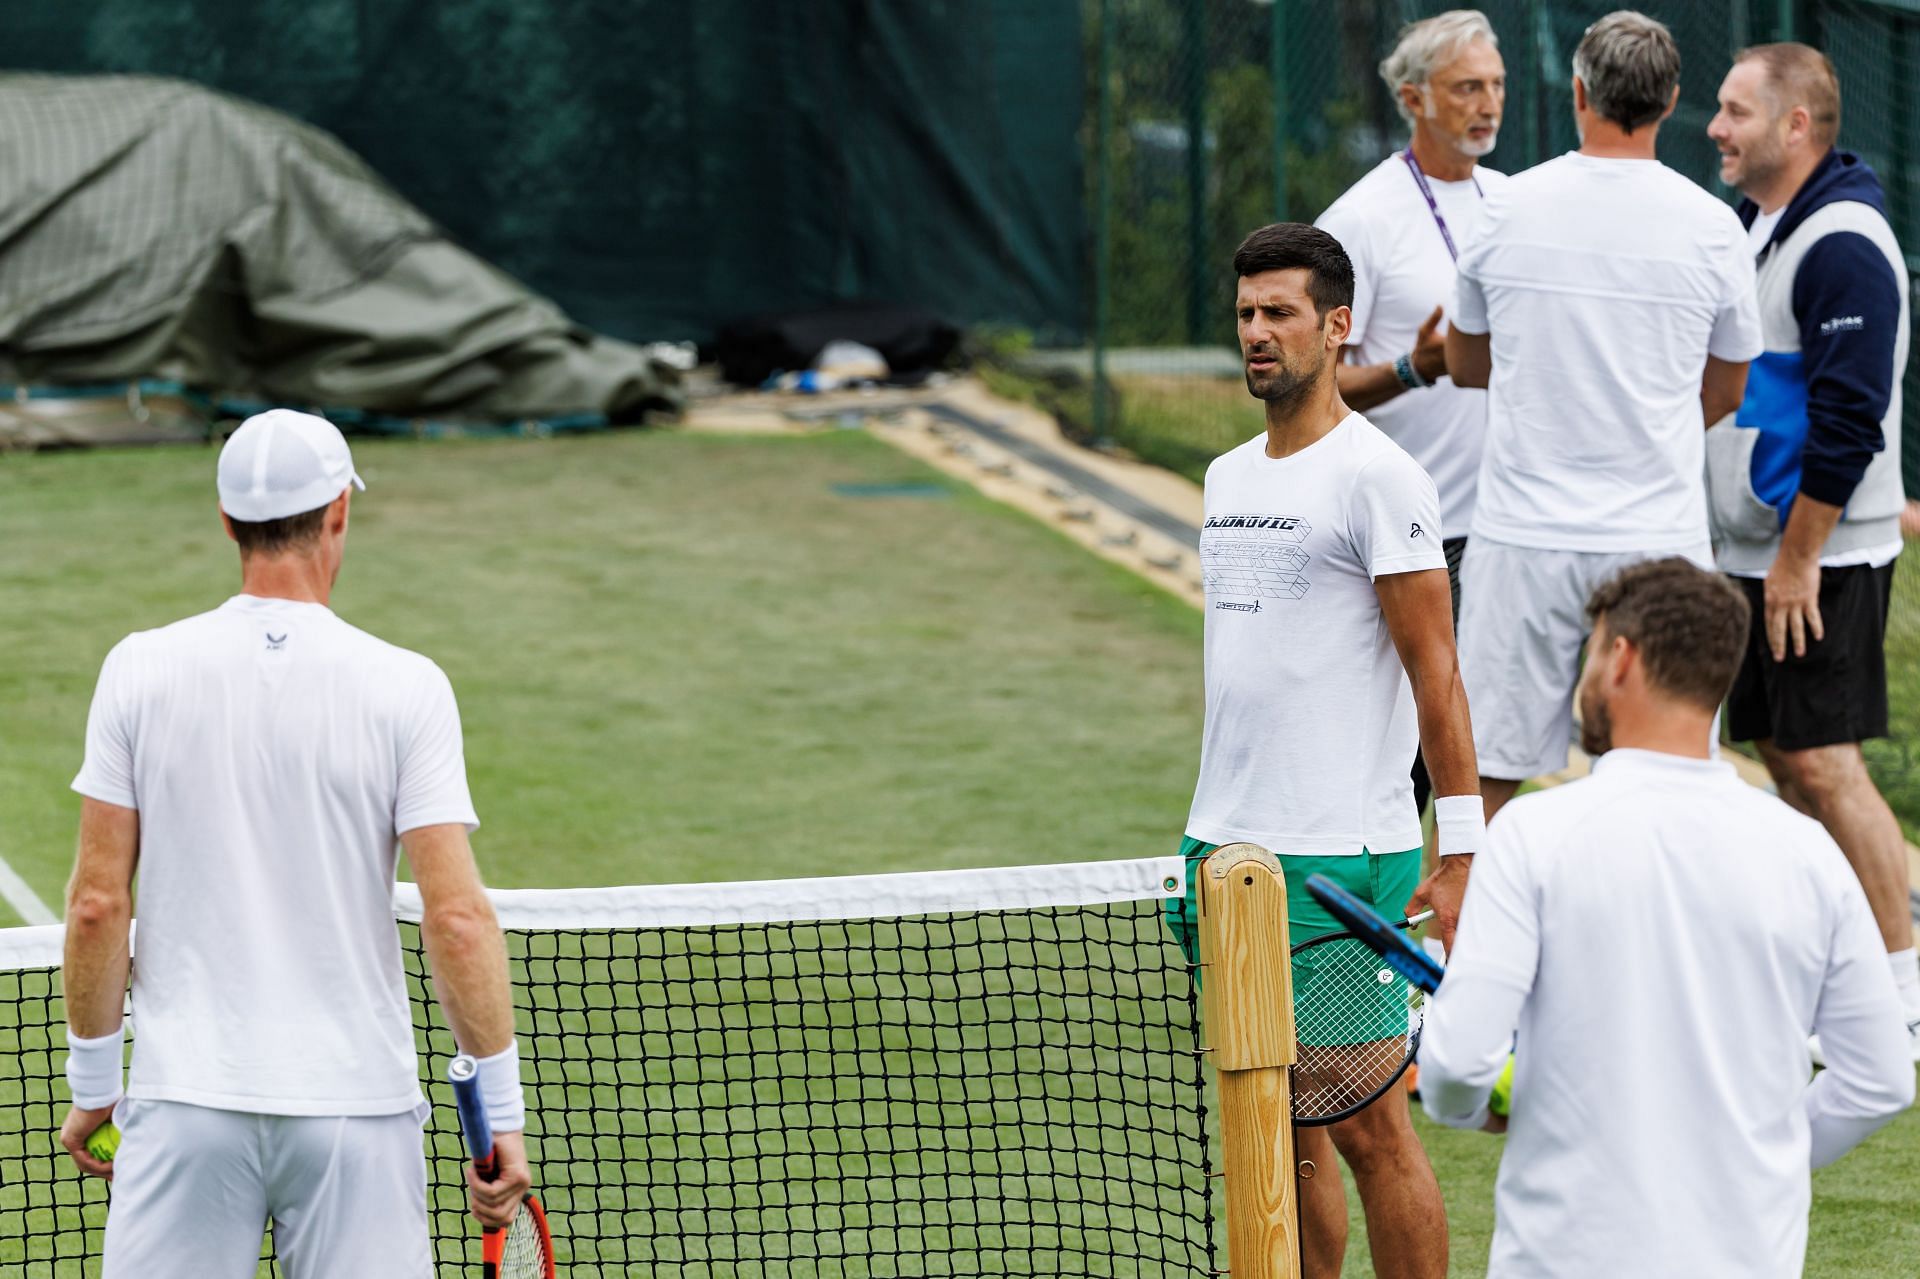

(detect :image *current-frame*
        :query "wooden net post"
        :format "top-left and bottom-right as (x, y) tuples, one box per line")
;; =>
(1198, 842), (1299, 1279)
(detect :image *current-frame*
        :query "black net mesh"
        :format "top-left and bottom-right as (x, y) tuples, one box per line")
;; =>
(2, 897), (1215, 1276)
(0, 963), (103, 1274)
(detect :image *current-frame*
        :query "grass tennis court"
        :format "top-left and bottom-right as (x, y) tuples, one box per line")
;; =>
(0, 429), (1205, 913)
(2, 428), (1916, 1274)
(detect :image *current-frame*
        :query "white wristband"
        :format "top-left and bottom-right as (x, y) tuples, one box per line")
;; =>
(65, 1025), (126, 1110)
(475, 1040), (527, 1134)
(1434, 795), (1486, 858)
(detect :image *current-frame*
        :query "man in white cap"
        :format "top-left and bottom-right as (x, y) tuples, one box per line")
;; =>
(57, 409), (530, 1274)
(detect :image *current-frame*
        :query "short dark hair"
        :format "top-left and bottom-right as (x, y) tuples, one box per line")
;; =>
(228, 502), (331, 556)
(1585, 558), (1750, 711)
(1738, 42), (1842, 150)
(1232, 223), (1355, 319)
(1573, 11), (1680, 134)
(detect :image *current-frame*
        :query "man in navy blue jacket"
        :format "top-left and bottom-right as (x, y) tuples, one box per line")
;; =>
(1707, 43), (1918, 1061)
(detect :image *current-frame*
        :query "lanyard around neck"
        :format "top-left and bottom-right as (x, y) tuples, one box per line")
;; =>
(1401, 148), (1484, 262)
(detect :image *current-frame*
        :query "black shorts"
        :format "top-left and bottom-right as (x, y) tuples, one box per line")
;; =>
(1725, 560), (1896, 751)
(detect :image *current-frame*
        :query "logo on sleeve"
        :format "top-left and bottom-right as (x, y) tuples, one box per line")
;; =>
(1819, 315), (1865, 335)
(266, 632), (287, 651)
(1409, 522), (1425, 539)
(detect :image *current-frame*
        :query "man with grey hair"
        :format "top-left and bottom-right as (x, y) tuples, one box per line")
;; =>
(1444, 10), (1762, 830)
(1316, 8), (1507, 836)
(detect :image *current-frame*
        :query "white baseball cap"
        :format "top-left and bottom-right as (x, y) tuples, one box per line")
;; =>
(217, 409), (366, 522)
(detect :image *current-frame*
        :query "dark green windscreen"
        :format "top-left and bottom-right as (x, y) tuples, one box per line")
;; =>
(3, 1), (1085, 344)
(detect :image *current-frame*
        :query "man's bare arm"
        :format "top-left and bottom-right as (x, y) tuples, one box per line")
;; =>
(1376, 568), (1480, 947)
(403, 822), (529, 1229)
(1336, 306), (1449, 411)
(63, 799), (138, 1036)
(1444, 327), (1492, 389)
(1700, 356), (1749, 428)
(1765, 493), (1844, 661)
(58, 798), (139, 1178)
(1337, 360), (1412, 412)
(404, 823), (514, 1057)
(1377, 569), (1478, 798)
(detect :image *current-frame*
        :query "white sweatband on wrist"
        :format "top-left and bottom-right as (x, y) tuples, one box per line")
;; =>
(475, 1040), (527, 1134)
(65, 1025), (126, 1110)
(1434, 795), (1486, 858)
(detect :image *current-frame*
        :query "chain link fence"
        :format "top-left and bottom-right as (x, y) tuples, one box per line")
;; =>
(1078, 0), (1920, 830)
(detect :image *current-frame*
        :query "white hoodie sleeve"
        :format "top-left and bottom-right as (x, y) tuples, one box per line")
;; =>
(1805, 870), (1915, 1167)
(1419, 811), (1538, 1129)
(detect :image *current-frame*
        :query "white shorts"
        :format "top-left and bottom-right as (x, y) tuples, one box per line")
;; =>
(102, 1098), (434, 1279)
(1457, 539), (1712, 780)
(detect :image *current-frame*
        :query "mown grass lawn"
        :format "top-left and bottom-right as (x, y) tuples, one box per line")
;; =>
(0, 429), (1206, 919)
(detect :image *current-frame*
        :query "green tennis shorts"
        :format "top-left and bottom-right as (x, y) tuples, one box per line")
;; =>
(1163, 836), (1422, 1044)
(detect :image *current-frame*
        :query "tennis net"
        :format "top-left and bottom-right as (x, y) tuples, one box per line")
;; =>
(2, 856), (1216, 1275)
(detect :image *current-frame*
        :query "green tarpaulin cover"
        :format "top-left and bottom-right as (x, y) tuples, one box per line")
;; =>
(0, 74), (683, 422)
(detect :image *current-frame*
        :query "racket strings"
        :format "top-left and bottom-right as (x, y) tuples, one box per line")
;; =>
(1290, 936), (1422, 1123)
(498, 1200), (551, 1278)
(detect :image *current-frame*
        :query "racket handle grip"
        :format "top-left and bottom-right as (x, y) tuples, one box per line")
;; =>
(448, 1053), (497, 1178)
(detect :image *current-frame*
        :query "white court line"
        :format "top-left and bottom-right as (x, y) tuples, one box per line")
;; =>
(0, 849), (59, 925)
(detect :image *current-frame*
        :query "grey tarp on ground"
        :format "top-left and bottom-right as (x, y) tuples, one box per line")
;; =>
(0, 74), (681, 422)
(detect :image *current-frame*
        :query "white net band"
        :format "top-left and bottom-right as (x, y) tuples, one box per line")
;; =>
(0, 855), (1189, 971)
(391, 854), (1187, 931)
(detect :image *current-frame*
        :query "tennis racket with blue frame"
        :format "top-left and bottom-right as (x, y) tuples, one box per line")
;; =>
(1304, 873), (1446, 993)
(449, 1054), (554, 1279)
(1305, 873), (1519, 1120)
(1288, 894), (1438, 1125)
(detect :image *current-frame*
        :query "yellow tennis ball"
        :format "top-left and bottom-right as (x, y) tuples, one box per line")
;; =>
(85, 1120), (120, 1162)
(1489, 1054), (1516, 1117)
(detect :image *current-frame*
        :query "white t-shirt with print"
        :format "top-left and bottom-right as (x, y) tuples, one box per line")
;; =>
(1317, 153), (1508, 539)
(1186, 414), (1446, 856)
(1453, 152), (1764, 552)
(72, 594), (480, 1116)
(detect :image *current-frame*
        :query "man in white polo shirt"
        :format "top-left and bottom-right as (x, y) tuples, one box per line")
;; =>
(58, 410), (531, 1275)
(1419, 557), (1912, 1277)
(1316, 7), (1508, 818)
(1445, 10), (1763, 823)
